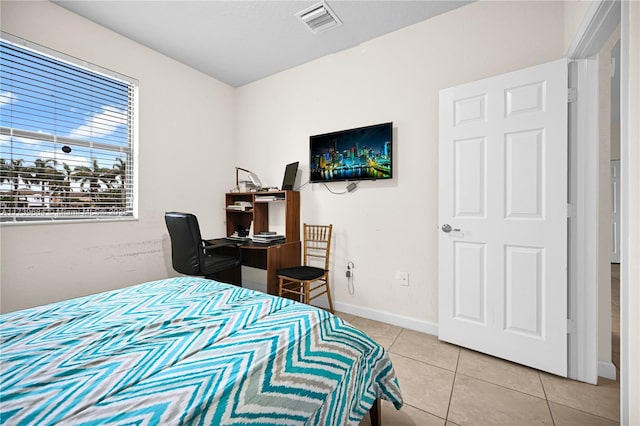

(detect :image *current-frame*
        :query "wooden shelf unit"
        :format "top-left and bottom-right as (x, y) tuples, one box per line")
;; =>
(225, 191), (300, 242)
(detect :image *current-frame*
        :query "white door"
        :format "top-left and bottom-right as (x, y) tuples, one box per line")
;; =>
(611, 160), (621, 263)
(439, 59), (568, 377)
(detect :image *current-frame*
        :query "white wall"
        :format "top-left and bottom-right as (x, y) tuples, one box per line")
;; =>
(235, 1), (565, 328)
(0, 1), (236, 313)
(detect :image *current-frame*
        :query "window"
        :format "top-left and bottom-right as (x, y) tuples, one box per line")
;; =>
(0, 33), (137, 223)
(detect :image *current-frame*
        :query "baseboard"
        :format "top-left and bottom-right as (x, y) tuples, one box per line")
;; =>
(333, 301), (439, 336)
(598, 360), (617, 380)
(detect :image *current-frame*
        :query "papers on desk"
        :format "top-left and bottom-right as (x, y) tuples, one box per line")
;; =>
(226, 233), (251, 241)
(226, 201), (253, 211)
(227, 204), (251, 211)
(254, 195), (285, 202)
(252, 232), (285, 244)
(225, 231), (285, 244)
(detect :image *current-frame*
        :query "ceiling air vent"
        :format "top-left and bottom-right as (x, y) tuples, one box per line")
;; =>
(296, 2), (342, 34)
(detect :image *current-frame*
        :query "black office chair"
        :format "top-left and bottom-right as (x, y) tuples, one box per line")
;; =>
(165, 212), (242, 285)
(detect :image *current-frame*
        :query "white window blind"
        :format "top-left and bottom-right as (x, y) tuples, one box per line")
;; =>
(0, 33), (137, 223)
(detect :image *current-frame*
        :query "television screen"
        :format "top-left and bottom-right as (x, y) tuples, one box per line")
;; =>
(309, 122), (392, 183)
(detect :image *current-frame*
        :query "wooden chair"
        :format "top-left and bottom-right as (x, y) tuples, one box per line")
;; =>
(277, 224), (334, 313)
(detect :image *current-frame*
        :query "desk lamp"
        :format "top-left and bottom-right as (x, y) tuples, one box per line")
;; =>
(235, 167), (263, 191)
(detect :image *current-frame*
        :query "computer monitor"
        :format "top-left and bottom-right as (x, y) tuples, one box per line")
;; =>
(281, 162), (299, 190)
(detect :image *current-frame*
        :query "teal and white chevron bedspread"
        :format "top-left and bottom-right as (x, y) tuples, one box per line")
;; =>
(0, 277), (402, 425)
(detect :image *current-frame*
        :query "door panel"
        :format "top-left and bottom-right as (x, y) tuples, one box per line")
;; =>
(439, 59), (568, 376)
(453, 241), (486, 323)
(505, 129), (544, 218)
(454, 137), (486, 217)
(504, 245), (543, 336)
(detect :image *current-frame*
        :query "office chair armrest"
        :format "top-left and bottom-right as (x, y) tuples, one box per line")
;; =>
(202, 239), (239, 250)
(202, 239), (242, 262)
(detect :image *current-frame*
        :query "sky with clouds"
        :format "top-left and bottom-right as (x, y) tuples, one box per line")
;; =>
(1, 40), (131, 194)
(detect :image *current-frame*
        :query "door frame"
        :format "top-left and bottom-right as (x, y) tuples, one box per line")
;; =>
(567, 0), (630, 421)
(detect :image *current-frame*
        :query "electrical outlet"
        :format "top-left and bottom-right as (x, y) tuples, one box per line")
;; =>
(394, 271), (409, 286)
(346, 261), (354, 278)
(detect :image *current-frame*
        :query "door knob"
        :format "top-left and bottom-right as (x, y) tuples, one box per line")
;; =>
(441, 224), (460, 233)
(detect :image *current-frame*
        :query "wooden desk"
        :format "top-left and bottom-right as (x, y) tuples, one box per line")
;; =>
(222, 190), (301, 295)
(207, 238), (301, 295)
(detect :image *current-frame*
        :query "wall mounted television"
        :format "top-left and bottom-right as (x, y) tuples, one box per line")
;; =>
(309, 122), (393, 183)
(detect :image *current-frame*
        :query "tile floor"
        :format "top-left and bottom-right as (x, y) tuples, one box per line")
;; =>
(339, 265), (621, 426)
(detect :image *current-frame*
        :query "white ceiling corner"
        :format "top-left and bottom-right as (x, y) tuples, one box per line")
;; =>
(52, 0), (472, 87)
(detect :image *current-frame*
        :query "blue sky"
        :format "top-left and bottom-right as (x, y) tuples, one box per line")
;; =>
(0, 39), (130, 193)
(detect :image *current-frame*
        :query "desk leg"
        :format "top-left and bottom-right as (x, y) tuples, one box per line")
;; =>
(266, 241), (301, 296)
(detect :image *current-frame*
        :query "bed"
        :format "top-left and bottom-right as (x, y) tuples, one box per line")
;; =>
(0, 277), (402, 425)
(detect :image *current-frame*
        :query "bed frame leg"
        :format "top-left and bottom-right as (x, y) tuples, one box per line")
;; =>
(369, 398), (381, 426)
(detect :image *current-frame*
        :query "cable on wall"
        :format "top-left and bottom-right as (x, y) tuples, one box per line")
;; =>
(346, 261), (355, 295)
(322, 181), (359, 195)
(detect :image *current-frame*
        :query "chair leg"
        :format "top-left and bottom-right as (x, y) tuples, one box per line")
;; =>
(278, 277), (284, 297)
(324, 278), (334, 314)
(304, 281), (311, 306)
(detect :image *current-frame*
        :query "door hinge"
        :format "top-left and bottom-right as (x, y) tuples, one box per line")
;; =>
(567, 203), (576, 218)
(568, 88), (577, 103)
(567, 319), (577, 334)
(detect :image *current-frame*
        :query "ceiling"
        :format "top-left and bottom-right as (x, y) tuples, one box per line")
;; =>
(53, 1), (471, 87)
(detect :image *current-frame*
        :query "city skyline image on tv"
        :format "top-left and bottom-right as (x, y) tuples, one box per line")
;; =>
(309, 122), (392, 183)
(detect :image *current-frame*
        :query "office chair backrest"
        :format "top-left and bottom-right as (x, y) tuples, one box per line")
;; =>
(165, 212), (204, 276)
(303, 224), (332, 271)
